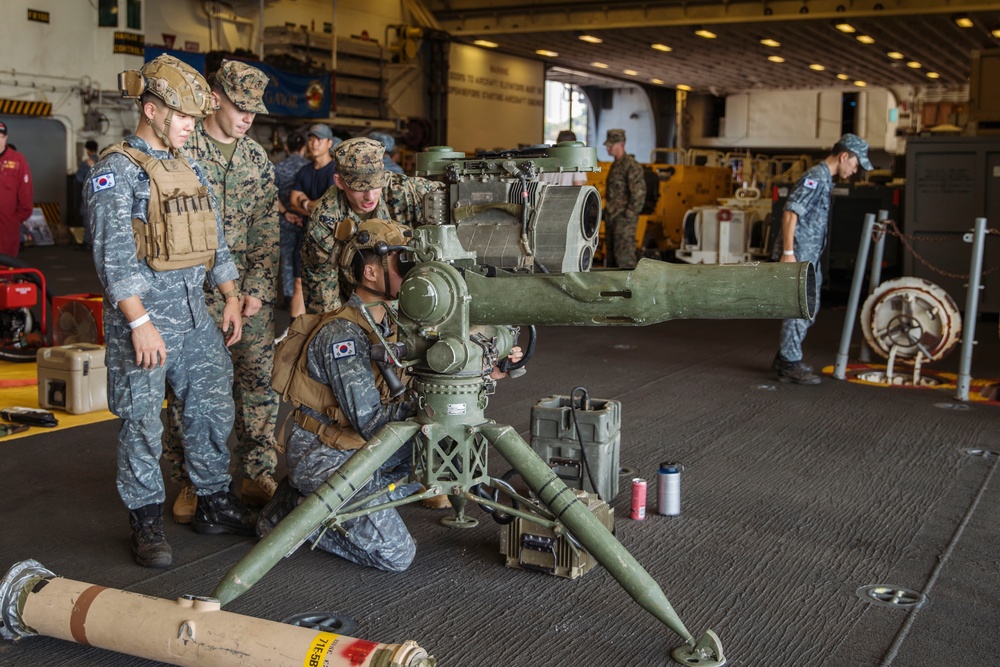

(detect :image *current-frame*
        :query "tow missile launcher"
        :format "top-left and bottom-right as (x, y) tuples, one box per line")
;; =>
(416, 142), (602, 273)
(213, 144), (818, 667)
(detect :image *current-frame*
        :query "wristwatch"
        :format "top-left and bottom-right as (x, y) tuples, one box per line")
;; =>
(223, 288), (241, 301)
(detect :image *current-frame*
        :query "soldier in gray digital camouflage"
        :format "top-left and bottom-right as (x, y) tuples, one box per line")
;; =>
(602, 128), (646, 269)
(299, 136), (444, 314)
(258, 219), (522, 571)
(772, 132), (872, 385)
(164, 60), (281, 522)
(86, 54), (256, 569)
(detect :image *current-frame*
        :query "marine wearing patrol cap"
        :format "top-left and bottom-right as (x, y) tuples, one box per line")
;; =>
(334, 137), (386, 191)
(837, 132), (873, 170)
(604, 128), (626, 145)
(215, 60), (269, 114)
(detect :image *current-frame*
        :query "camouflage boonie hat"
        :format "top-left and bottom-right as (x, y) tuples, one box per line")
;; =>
(216, 60), (269, 114)
(604, 128), (626, 145)
(334, 137), (386, 191)
(837, 133), (873, 170)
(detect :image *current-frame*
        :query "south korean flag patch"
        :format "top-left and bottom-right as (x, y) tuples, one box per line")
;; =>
(332, 340), (356, 359)
(803, 178), (818, 190)
(91, 173), (116, 192)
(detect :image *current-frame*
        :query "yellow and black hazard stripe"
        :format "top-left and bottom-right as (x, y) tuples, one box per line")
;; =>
(38, 202), (60, 226)
(0, 99), (52, 117)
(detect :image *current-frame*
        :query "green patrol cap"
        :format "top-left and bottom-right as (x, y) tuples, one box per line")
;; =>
(334, 137), (386, 191)
(216, 60), (269, 114)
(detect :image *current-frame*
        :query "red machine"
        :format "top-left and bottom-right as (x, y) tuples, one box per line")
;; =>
(0, 266), (48, 362)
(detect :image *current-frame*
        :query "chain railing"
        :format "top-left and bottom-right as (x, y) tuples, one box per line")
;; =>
(880, 219), (1000, 280)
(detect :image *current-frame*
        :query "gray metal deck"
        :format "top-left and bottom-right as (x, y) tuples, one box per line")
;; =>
(1, 246), (998, 666)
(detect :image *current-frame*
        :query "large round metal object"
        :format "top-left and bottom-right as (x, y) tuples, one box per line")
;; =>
(860, 277), (961, 363)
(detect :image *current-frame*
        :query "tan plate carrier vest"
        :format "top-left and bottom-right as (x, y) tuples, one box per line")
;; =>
(103, 142), (218, 272)
(271, 306), (410, 450)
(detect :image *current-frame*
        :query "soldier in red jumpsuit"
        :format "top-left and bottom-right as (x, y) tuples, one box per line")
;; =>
(0, 121), (34, 257)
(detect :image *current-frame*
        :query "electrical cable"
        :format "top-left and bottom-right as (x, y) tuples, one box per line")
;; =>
(569, 386), (601, 500)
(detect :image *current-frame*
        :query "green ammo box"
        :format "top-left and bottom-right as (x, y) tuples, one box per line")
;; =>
(530, 394), (621, 503)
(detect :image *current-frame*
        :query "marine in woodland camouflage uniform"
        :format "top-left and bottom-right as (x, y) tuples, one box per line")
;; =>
(299, 136), (443, 313)
(602, 128), (646, 269)
(164, 60), (281, 497)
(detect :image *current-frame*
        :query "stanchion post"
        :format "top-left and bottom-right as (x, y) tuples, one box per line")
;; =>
(956, 218), (988, 401)
(859, 210), (889, 363)
(834, 212), (876, 380)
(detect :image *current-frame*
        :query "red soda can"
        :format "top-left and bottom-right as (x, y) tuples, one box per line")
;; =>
(630, 478), (647, 520)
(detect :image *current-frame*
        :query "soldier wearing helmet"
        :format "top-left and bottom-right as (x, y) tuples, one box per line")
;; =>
(86, 54), (256, 570)
(300, 136), (445, 314)
(258, 219), (522, 571)
(163, 60), (282, 521)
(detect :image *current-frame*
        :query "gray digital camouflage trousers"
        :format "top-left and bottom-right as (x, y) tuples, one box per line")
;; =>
(778, 248), (823, 363)
(285, 424), (419, 572)
(107, 319), (235, 509)
(163, 294), (279, 481)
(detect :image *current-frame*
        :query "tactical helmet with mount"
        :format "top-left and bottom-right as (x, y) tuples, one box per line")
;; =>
(119, 55), (213, 117)
(336, 219), (412, 298)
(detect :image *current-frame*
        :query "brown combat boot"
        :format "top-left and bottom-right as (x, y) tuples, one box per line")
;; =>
(241, 473), (278, 507)
(172, 480), (197, 524)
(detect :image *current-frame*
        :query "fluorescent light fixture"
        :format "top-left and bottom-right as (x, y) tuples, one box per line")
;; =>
(623, 69), (638, 76)
(809, 63), (826, 71)
(473, 40), (498, 48)
(906, 61), (921, 69)
(579, 34), (603, 44)
(677, 84), (692, 91)
(836, 73), (850, 80)
(591, 62), (609, 69)
(835, 22), (856, 33)
(854, 80), (867, 87)
(887, 51), (904, 60)
(768, 55), (785, 63)
(760, 38), (781, 47)
(856, 35), (875, 44)
(651, 43), (672, 52)
(695, 29), (717, 39)
(927, 72), (941, 79)
(651, 78), (665, 85)
(954, 15), (974, 28)
(535, 49), (559, 57)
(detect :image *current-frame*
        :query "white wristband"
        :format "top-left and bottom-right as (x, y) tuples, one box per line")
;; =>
(782, 250), (795, 256)
(128, 313), (150, 330)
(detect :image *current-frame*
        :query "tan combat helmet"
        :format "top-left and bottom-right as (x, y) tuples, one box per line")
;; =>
(119, 54), (212, 147)
(336, 218), (412, 298)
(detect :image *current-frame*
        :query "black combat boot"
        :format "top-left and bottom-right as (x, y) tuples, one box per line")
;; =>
(774, 356), (821, 385)
(191, 489), (257, 536)
(129, 503), (173, 568)
(255, 476), (302, 539)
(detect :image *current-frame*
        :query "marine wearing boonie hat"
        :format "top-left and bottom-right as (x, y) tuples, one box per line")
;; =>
(837, 132), (873, 170)
(334, 137), (386, 191)
(604, 128), (626, 145)
(216, 60), (269, 114)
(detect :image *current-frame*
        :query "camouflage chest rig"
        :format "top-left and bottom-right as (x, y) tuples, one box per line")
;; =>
(102, 142), (218, 271)
(272, 306), (410, 450)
